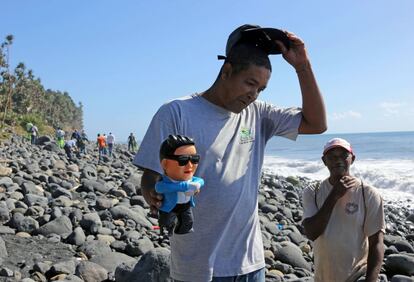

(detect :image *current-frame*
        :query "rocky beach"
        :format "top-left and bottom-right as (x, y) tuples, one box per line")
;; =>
(0, 135), (413, 282)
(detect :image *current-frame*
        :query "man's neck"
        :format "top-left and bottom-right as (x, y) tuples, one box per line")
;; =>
(201, 83), (226, 108)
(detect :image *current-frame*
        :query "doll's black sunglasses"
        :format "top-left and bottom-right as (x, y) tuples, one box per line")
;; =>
(165, 154), (200, 166)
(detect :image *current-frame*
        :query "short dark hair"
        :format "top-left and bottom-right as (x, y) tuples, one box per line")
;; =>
(225, 43), (272, 74)
(159, 135), (195, 161)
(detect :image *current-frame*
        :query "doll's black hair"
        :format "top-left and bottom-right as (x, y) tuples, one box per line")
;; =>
(159, 135), (195, 161)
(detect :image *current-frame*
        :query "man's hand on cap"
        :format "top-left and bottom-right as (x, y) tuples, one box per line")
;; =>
(277, 31), (310, 71)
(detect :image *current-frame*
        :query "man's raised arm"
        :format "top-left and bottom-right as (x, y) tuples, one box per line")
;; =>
(278, 31), (327, 134)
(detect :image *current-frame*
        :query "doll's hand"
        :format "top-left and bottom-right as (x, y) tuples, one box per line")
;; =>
(188, 182), (201, 191)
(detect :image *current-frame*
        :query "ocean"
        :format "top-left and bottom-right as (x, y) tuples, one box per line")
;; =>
(263, 131), (414, 204)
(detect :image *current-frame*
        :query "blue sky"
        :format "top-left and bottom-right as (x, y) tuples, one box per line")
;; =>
(2, 1), (413, 141)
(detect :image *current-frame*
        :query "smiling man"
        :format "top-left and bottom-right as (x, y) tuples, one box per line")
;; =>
(134, 24), (327, 282)
(302, 138), (385, 282)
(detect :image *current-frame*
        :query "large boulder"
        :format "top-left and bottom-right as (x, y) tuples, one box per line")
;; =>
(79, 240), (112, 259)
(81, 166), (97, 180)
(393, 240), (414, 253)
(115, 248), (170, 282)
(385, 254), (414, 276)
(109, 205), (152, 229)
(11, 213), (39, 234)
(43, 143), (60, 153)
(90, 251), (136, 274)
(36, 136), (52, 145)
(37, 215), (73, 236)
(390, 275), (414, 282)
(75, 261), (108, 282)
(80, 212), (102, 234)
(81, 179), (111, 194)
(274, 241), (311, 271)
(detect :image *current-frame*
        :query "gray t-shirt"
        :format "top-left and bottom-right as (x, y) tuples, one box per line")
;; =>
(134, 93), (302, 282)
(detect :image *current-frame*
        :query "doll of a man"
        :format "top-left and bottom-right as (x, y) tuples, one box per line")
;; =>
(156, 134), (204, 235)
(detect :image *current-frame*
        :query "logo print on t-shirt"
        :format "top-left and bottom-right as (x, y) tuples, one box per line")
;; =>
(239, 128), (255, 144)
(345, 202), (359, 214)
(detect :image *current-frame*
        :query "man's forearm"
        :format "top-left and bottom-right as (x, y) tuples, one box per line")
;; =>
(303, 192), (338, 240)
(141, 169), (162, 214)
(297, 62), (327, 134)
(365, 232), (384, 282)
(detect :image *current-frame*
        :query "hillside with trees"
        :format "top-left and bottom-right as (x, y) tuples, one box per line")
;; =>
(0, 34), (83, 138)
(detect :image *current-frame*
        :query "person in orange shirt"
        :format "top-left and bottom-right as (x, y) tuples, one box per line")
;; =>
(97, 133), (106, 159)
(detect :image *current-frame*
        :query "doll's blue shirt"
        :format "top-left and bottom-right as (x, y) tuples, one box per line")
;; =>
(155, 175), (204, 212)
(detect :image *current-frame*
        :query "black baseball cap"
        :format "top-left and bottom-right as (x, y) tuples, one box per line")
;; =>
(220, 24), (290, 59)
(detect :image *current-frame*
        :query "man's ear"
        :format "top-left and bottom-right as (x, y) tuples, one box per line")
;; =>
(351, 154), (356, 164)
(221, 63), (232, 80)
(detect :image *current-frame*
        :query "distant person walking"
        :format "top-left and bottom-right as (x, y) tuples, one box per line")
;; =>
(128, 133), (138, 152)
(56, 127), (65, 149)
(97, 133), (106, 159)
(25, 122), (33, 142)
(79, 130), (89, 154)
(30, 124), (38, 145)
(64, 139), (77, 161)
(71, 129), (81, 140)
(107, 132), (115, 157)
(103, 134), (108, 155)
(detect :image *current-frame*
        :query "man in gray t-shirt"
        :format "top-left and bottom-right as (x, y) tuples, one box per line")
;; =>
(134, 24), (327, 282)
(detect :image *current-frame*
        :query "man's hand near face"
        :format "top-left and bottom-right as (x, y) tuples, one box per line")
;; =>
(331, 176), (361, 200)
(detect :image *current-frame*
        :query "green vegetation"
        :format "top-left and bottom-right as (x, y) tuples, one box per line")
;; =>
(0, 34), (83, 138)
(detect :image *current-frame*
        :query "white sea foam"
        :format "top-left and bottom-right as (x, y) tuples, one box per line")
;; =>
(263, 156), (414, 203)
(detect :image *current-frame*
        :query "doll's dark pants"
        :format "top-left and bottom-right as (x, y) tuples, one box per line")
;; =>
(159, 202), (193, 234)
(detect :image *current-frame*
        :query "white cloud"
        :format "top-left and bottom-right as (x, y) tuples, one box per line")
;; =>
(330, 110), (362, 121)
(379, 102), (403, 116)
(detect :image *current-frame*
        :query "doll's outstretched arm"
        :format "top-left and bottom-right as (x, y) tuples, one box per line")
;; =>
(190, 176), (204, 188)
(155, 181), (191, 193)
(187, 177), (204, 194)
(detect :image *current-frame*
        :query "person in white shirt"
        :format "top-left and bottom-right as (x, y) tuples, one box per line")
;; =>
(107, 132), (115, 157)
(302, 138), (385, 282)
